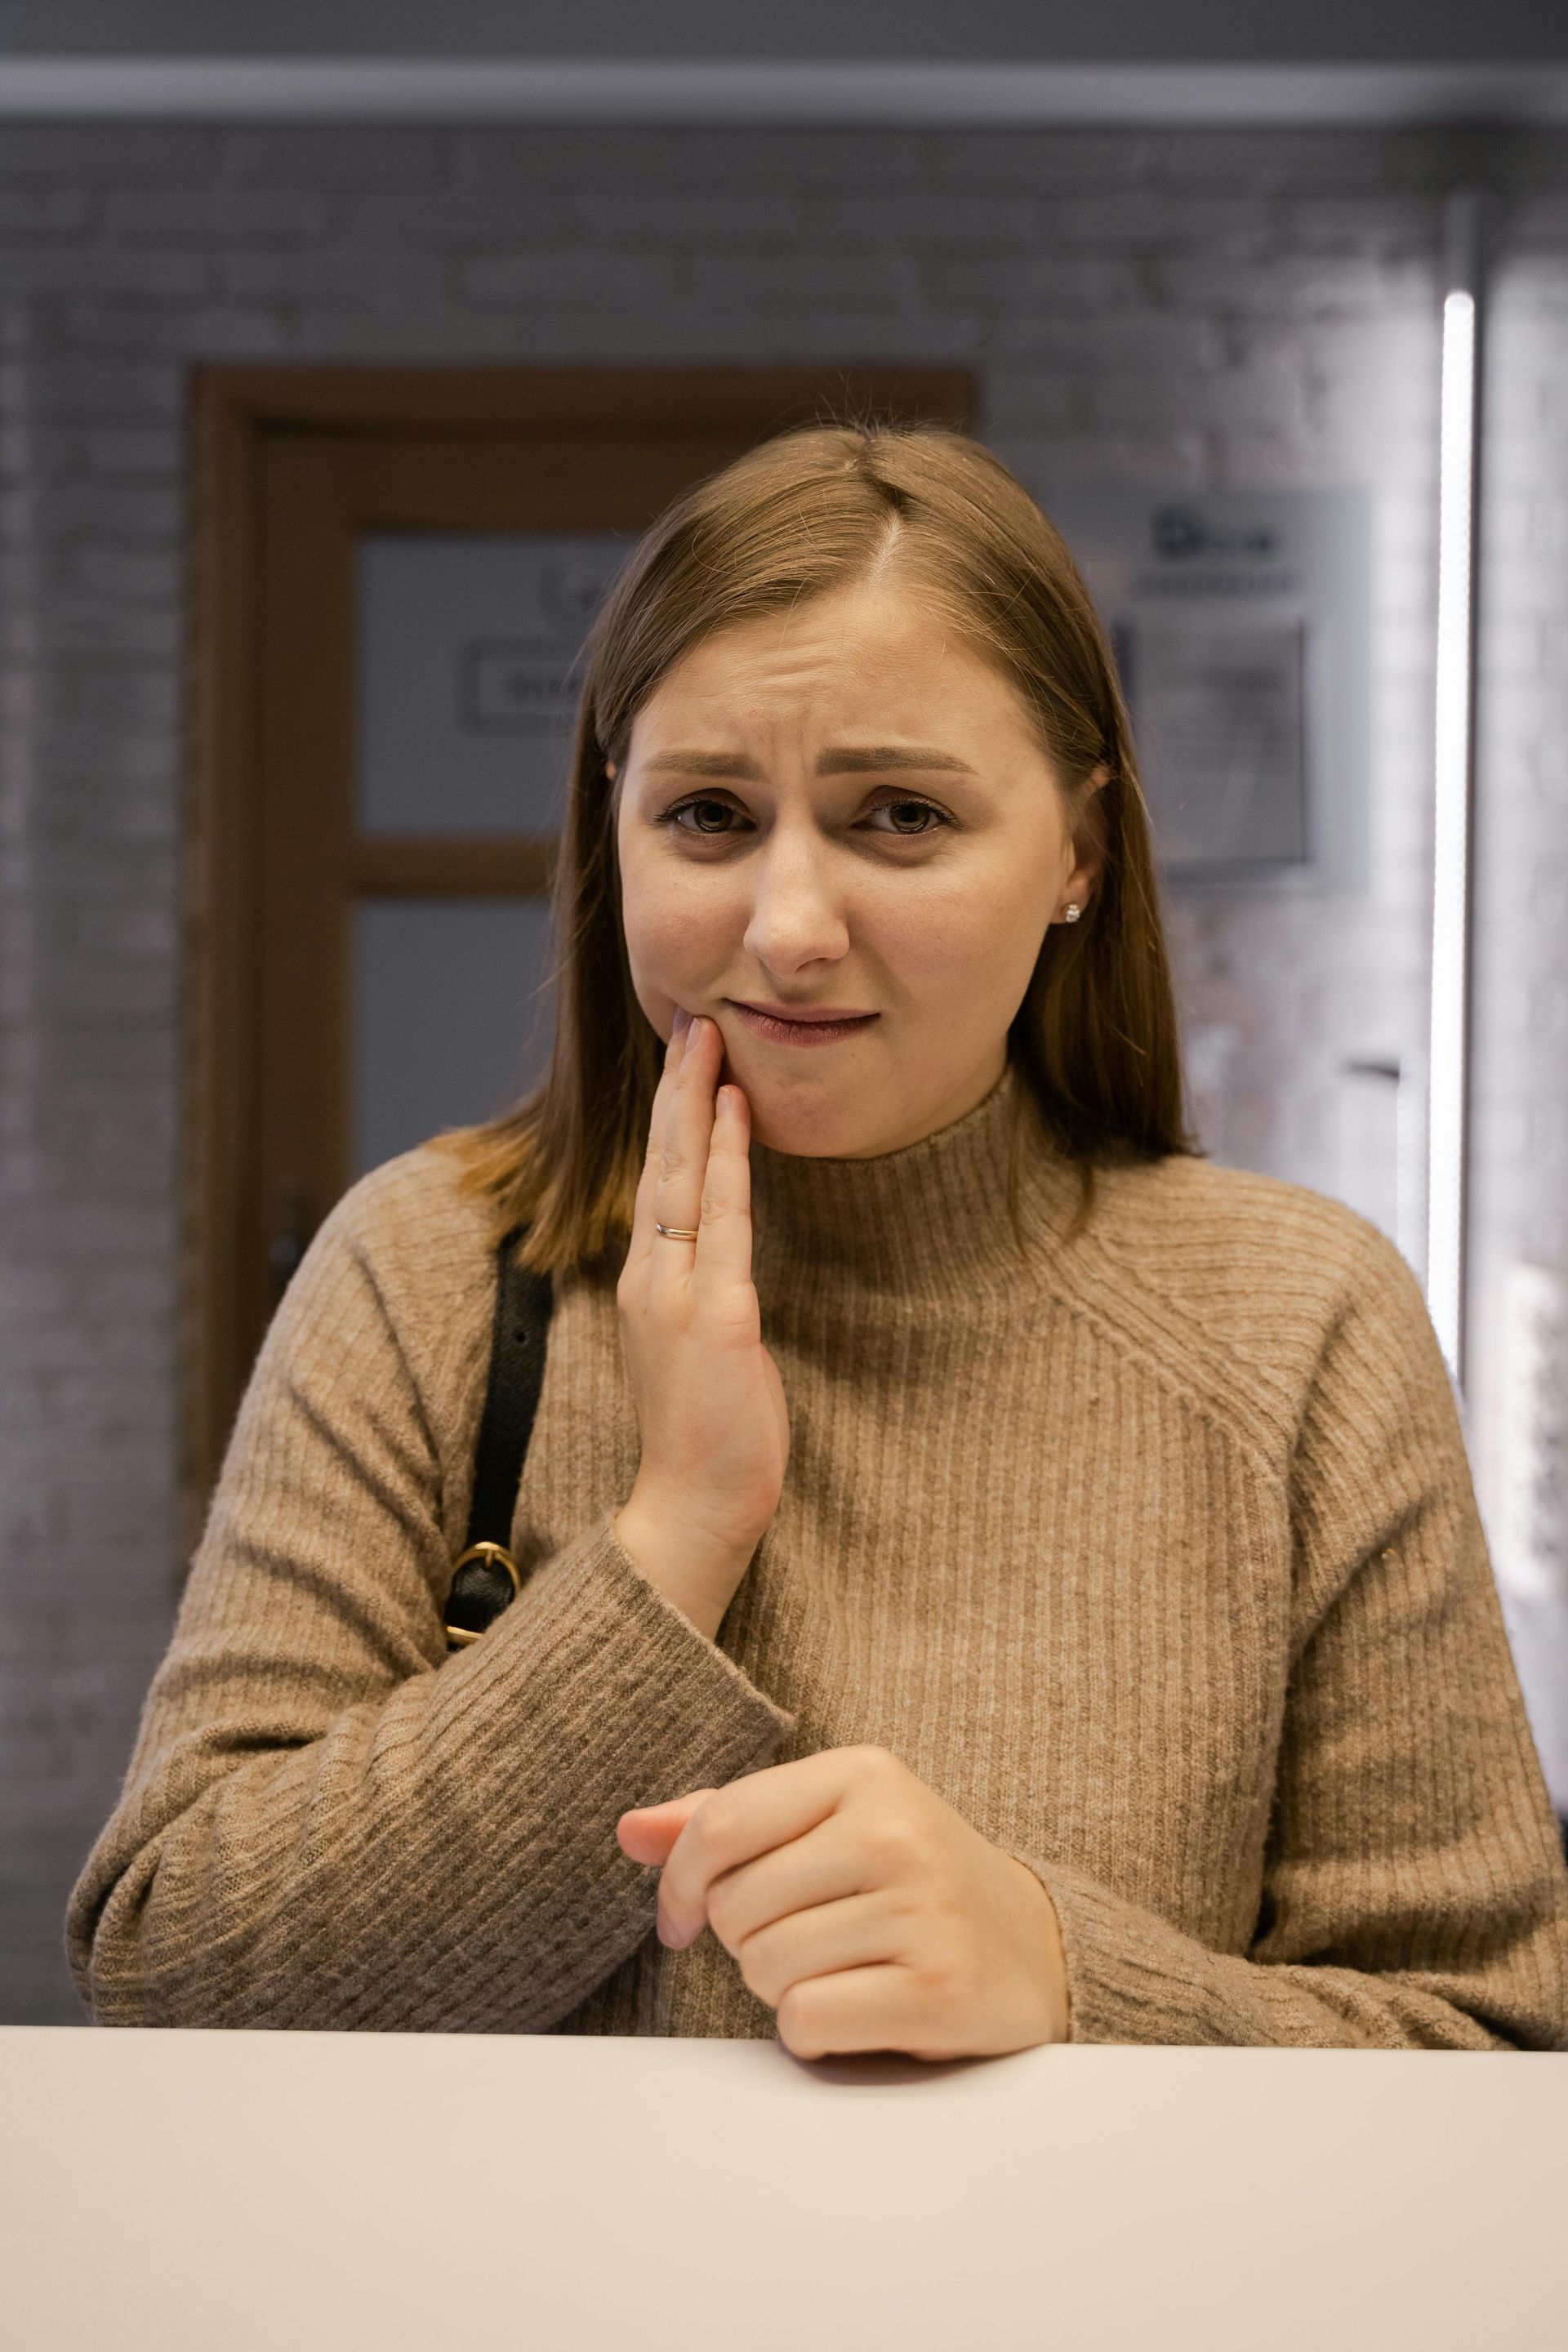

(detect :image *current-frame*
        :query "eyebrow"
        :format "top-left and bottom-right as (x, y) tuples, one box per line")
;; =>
(640, 746), (980, 780)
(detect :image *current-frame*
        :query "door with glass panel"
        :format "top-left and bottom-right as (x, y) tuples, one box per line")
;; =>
(187, 369), (974, 1536)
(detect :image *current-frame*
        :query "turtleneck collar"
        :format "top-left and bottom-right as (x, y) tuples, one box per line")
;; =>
(747, 1058), (1085, 1303)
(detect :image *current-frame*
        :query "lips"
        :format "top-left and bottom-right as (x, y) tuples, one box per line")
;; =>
(728, 1002), (880, 1049)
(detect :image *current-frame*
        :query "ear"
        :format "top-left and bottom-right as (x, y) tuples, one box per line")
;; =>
(1064, 763), (1111, 909)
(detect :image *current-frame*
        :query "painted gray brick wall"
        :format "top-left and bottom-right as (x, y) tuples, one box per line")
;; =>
(2, 119), (1565, 2021)
(1471, 211), (1568, 1811)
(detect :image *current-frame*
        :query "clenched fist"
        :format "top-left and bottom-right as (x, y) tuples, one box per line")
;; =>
(617, 1744), (1070, 2060)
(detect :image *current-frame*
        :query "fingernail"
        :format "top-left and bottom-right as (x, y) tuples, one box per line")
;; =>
(672, 1006), (692, 1037)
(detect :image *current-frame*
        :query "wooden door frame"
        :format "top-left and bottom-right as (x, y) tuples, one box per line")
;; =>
(183, 364), (976, 1558)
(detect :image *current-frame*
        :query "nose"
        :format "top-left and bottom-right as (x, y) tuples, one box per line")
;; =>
(740, 822), (850, 976)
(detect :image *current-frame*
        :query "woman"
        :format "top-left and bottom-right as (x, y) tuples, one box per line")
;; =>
(69, 424), (1567, 2051)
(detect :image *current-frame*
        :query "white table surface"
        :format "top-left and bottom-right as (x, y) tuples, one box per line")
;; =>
(1, 2028), (1562, 2351)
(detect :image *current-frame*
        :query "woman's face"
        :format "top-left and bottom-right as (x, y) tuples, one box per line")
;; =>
(612, 576), (1100, 1159)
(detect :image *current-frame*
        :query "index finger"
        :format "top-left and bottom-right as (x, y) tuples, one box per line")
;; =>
(615, 1786), (716, 1864)
(657, 1753), (855, 1949)
(690, 1082), (755, 1289)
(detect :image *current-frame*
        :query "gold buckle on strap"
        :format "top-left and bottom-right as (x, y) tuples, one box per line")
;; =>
(444, 1540), (521, 1647)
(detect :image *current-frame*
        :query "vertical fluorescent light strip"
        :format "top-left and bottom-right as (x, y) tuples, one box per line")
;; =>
(1427, 229), (1480, 1387)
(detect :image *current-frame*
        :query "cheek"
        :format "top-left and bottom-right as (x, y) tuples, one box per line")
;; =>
(870, 862), (1050, 998)
(619, 853), (742, 987)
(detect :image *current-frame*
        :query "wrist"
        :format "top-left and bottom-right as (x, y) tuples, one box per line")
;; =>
(611, 1497), (755, 1644)
(1005, 1854), (1071, 2044)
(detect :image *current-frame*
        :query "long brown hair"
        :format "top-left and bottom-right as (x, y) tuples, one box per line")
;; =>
(427, 422), (1194, 1274)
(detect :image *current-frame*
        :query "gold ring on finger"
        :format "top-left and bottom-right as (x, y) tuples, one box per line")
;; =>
(654, 1223), (701, 1241)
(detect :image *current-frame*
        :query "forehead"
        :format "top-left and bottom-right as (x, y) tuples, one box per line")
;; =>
(628, 580), (1035, 748)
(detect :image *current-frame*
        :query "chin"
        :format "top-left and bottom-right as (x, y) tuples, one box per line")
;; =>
(751, 1111), (858, 1158)
(744, 1082), (884, 1160)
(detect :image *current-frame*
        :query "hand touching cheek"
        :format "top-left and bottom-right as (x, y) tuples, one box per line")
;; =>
(617, 1747), (1069, 2062)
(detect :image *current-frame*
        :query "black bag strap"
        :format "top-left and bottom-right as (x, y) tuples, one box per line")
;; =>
(444, 1223), (553, 1649)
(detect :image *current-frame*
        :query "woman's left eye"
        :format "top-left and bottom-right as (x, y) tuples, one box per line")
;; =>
(862, 799), (947, 835)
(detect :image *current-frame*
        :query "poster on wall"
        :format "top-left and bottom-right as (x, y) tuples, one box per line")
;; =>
(357, 532), (636, 837)
(1049, 489), (1371, 892)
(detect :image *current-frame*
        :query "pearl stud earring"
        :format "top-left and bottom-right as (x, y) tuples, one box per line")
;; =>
(1063, 902), (1082, 923)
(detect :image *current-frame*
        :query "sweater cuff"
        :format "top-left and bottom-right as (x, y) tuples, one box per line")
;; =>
(470, 1508), (796, 1808)
(1004, 1851), (1268, 2047)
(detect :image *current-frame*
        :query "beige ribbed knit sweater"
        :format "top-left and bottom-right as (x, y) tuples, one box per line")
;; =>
(68, 1064), (1568, 2044)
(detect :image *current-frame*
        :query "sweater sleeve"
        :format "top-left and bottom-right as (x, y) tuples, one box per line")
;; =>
(1011, 1224), (1568, 2049)
(65, 1171), (795, 2031)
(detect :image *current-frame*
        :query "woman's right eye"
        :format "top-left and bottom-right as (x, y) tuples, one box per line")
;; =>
(666, 797), (746, 835)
